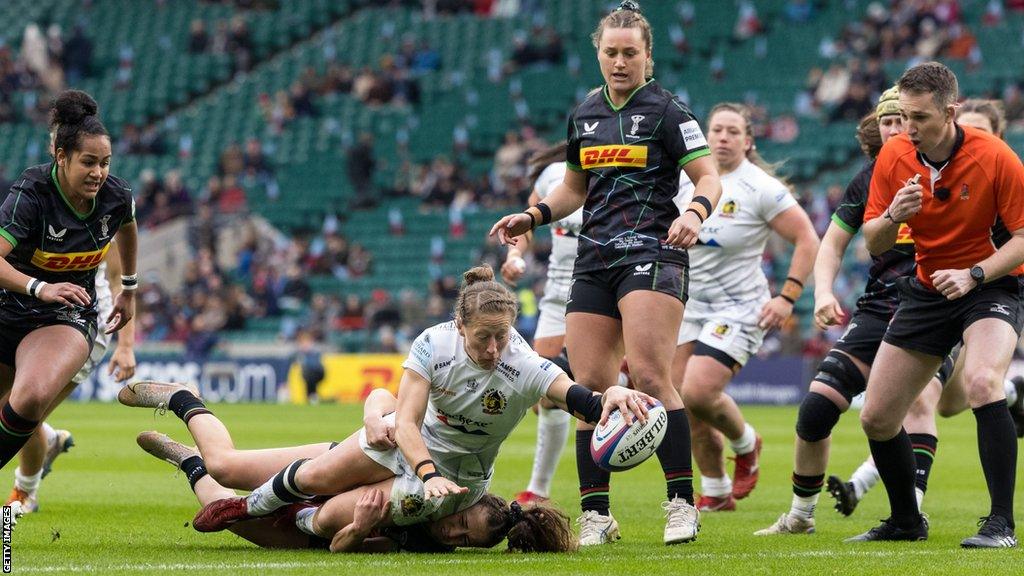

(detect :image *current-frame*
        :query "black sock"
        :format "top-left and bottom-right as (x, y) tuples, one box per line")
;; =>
(168, 390), (212, 424)
(868, 428), (920, 528)
(576, 429), (610, 515)
(974, 400), (1017, 528)
(181, 455), (208, 490)
(792, 472), (825, 497)
(656, 409), (694, 504)
(0, 402), (37, 468)
(273, 458), (314, 503)
(908, 433), (937, 494)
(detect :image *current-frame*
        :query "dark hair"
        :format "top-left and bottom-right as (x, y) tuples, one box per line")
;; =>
(897, 61), (958, 109)
(707, 102), (786, 181)
(591, 1), (654, 79)
(856, 111), (883, 159)
(527, 141), (568, 185)
(455, 266), (518, 325)
(957, 98), (1006, 138)
(50, 90), (109, 156)
(477, 494), (577, 552)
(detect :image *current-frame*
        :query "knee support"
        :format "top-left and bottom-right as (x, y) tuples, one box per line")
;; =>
(813, 351), (865, 403)
(547, 349), (574, 381)
(795, 392), (843, 442)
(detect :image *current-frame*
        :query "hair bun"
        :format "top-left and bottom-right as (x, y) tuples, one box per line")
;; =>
(616, 0), (642, 13)
(462, 265), (495, 286)
(51, 90), (99, 127)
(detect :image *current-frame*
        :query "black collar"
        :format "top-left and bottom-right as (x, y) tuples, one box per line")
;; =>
(916, 124), (964, 171)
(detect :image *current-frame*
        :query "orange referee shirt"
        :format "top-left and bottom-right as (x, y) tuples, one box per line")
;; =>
(865, 125), (1024, 289)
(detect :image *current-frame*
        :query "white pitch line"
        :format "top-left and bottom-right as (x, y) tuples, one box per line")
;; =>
(14, 548), (993, 573)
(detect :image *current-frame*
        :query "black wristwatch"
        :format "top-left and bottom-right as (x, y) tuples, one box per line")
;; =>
(970, 265), (985, 285)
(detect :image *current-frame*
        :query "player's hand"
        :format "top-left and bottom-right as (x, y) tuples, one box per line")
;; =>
(489, 213), (534, 246)
(666, 210), (702, 248)
(759, 296), (794, 331)
(423, 475), (469, 500)
(108, 344), (136, 382)
(37, 281), (90, 308)
(813, 292), (846, 329)
(500, 250), (527, 285)
(105, 290), (135, 334)
(887, 179), (923, 223)
(930, 268), (976, 300)
(351, 489), (390, 534)
(363, 414), (396, 450)
(600, 387), (654, 426)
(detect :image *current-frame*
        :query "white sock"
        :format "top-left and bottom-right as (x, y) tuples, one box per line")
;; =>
(729, 423), (757, 455)
(915, 487), (925, 511)
(789, 493), (818, 520)
(246, 460), (311, 516)
(294, 506), (318, 536)
(526, 407), (570, 498)
(14, 467), (42, 493)
(1005, 379), (1019, 406)
(700, 475), (732, 498)
(849, 458), (879, 500)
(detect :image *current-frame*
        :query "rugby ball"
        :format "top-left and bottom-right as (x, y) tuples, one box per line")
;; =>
(590, 400), (668, 471)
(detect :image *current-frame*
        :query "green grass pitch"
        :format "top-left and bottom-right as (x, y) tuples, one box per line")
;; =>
(8, 402), (1023, 575)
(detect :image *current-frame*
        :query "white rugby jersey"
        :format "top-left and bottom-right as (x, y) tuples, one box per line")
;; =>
(676, 159), (798, 303)
(535, 162), (582, 286)
(403, 321), (563, 490)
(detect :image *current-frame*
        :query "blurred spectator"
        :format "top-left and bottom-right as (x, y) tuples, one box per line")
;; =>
(188, 19), (209, 54)
(62, 25), (92, 84)
(346, 133), (377, 209)
(784, 0), (814, 23)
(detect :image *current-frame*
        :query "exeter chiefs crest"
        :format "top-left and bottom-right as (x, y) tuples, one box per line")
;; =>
(400, 493), (424, 517)
(481, 388), (508, 415)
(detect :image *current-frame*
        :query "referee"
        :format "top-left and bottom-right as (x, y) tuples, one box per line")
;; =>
(857, 62), (1024, 548)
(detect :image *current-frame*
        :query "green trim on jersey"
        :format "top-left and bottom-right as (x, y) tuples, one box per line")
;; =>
(677, 148), (711, 167)
(566, 161), (583, 172)
(0, 228), (16, 248)
(51, 164), (96, 220)
(602, 78), (655, 112)
(830, 213), (857, 234)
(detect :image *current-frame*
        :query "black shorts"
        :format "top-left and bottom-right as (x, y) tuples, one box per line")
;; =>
(0, 304), (96, 368)
(884, 276), (1024, 358)
(566, 260), (689, 319)
(832, 308), (891, 366)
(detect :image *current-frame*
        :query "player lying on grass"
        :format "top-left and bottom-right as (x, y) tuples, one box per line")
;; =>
(130, 388), (574, 553)
(123, 265), (651, 549)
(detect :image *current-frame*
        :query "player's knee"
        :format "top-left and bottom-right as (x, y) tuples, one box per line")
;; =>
(679, 382), (716, 414)
(811, 351), (864, 404)
(965, 367), (1003, 405)
(860, 408), (897, 440)
(625, 363), (670, 396)
(795, 392), (842, 442)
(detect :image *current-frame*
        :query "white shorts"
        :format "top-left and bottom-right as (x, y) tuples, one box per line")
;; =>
(72, 287), (113, 385)
(677, 294), (769, 367)
(358, 414), (485, 526)
(534, 278), (571, 340)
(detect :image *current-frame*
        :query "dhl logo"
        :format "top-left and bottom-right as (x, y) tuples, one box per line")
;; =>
(579, 145), (647, 170)
(895, 223), (914, 245)
(31, 245), (109, 271)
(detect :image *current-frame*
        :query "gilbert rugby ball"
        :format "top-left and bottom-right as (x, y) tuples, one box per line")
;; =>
(590, 400), (668, 471)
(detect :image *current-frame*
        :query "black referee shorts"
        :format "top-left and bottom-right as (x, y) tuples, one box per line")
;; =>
(884, 276), (1024, 358)
(566, 260), (689, 320)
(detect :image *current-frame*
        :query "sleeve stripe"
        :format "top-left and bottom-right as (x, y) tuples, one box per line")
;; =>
(0, 228), (16, 248)
(566, 161), (583, 172)
(830, 213), (858, 234)
(678, 148), (711, 167)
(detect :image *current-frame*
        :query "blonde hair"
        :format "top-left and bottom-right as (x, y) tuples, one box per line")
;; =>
(708, 102), (785, 181)
(958, 98), (1006, 138)
(591, 1), (654, 80)
(455, 266), (518, 325)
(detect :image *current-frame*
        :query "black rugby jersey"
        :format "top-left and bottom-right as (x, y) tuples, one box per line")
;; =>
(566, 80), (710, 272)
(830, 160), (914, 316)
(0, 163), (134, 314)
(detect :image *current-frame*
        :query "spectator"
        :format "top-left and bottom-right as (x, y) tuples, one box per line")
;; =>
(346, 133), (377, 209)
(188, 19), (209, 54)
